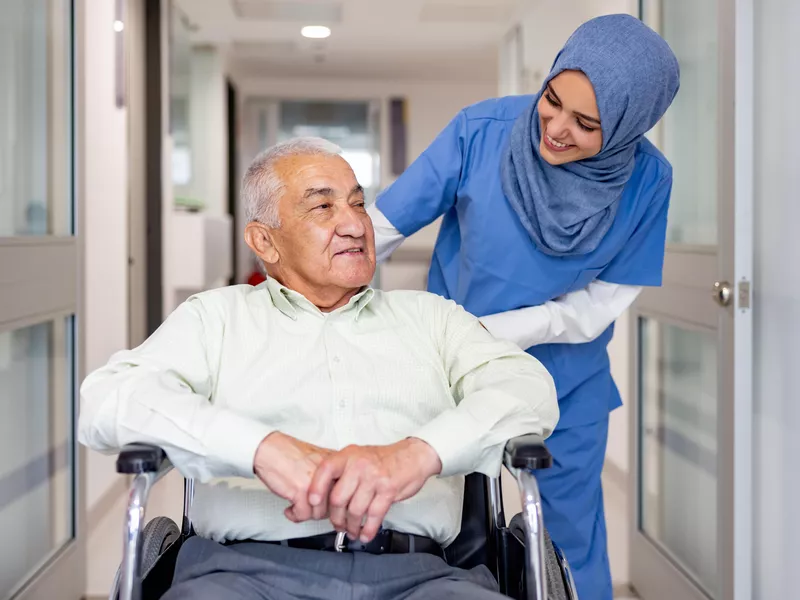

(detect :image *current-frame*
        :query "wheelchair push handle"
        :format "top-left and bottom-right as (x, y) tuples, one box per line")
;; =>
(504, 434), (553, 470)
(117, 444), (169, 475)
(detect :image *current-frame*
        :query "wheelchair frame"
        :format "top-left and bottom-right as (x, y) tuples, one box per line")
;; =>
(114, 434), (577, 600)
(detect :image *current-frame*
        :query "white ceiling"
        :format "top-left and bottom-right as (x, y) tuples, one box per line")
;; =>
(174, 0), (524, 82)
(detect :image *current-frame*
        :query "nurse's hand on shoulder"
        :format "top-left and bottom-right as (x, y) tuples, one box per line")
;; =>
(479, 309), (543, 350)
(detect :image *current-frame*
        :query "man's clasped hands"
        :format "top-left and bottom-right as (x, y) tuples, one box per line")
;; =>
(253, 432), (443, 544)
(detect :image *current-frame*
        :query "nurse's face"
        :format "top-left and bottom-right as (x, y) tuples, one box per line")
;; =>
(537, 70), (603, 166)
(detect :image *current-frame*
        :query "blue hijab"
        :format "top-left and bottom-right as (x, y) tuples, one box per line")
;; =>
(501, 14), (680, 257)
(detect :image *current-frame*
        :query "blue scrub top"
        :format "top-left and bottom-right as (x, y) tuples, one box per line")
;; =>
(376, 96), (673, 428)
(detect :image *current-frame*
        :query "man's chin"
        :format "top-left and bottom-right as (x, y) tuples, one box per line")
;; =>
(336, 268), (376, 289)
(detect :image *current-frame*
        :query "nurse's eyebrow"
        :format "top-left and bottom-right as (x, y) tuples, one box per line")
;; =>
(547, 83), (601, 125)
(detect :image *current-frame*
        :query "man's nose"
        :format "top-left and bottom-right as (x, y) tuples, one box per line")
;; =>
(335, 205), (366, 238)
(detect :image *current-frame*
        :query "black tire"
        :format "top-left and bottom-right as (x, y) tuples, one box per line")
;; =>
(140, 516), (181, 574)
(509, 513), (569, 600)
(110, 517), (181, 600)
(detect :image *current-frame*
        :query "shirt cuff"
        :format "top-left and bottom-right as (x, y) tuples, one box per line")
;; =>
(203, 410), (275, 479)
(411, 409), (486, 478)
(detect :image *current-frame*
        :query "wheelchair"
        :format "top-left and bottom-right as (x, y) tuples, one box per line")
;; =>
(110, 434), (578, 600)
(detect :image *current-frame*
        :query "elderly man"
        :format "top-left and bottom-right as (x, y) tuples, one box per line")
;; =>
(79, 138), (558, 600)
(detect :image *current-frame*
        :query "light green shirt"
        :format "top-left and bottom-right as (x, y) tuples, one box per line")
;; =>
(79, 278), (558, 546)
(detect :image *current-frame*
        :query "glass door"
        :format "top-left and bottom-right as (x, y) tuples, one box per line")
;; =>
(630, 1), (752, 600)
(0, 0), (84, 597)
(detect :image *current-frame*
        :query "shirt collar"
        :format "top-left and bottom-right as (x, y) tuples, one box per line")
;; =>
(264, 277), (375, 321)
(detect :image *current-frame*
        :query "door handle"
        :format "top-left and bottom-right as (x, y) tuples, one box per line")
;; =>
(713, 281), (732, 307)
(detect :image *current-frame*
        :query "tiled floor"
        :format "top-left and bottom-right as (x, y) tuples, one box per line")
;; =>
(604, 469), (640, 599)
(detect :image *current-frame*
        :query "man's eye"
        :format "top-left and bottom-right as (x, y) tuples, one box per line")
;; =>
(315, 204), (331, 210)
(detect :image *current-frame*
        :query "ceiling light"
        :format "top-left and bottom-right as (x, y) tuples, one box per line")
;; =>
(301, 25), (331, 39)
(113, 20), (124, 32)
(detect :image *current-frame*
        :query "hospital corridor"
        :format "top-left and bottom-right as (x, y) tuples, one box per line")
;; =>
(1, 0), (799, 599)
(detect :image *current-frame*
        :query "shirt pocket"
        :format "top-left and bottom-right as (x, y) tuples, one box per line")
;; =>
(567, 267), (606, 293)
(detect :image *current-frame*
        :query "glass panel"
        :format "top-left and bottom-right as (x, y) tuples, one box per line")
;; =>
(0, 0), (72, 237)
(638, 317), (718, 596)
(641, 0), (718, 246)
(0, 318), (74, 597)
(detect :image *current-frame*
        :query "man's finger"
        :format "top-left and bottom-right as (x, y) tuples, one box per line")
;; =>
(329, 468), (361, 531)
(346, 484), (375, 540)
(311, 494), (329, 521)
(309, 454), (348, 507)
(291, 486), (314, 522)
(360, 494), (394, 543)
(330, 504), (347, 532)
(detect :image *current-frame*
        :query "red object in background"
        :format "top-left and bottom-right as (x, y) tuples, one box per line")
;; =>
(247, 271), (266, 286)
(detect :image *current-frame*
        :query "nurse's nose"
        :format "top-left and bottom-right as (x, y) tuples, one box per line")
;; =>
(545, 110), (572, 141)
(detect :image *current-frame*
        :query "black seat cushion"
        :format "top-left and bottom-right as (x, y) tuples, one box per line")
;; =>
(445, 473), (493, 572)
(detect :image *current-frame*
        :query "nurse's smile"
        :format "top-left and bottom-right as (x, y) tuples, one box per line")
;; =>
(543, 133), (575, 152)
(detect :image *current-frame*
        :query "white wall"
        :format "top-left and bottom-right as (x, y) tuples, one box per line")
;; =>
(81, 0), (131, 594)
(753, 1), (800, 597)
(234, 76), (497, 290)
(82, 0), (129, 526)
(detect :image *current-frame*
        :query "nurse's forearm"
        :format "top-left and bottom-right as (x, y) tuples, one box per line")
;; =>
(479, 281), (642, 348)
(368, 203), (406, 262)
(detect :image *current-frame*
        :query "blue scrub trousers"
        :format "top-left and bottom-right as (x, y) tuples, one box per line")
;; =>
(536, 418), (612, 600)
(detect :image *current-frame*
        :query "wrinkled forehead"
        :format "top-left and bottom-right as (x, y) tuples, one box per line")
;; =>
(275, 154), (358, 198)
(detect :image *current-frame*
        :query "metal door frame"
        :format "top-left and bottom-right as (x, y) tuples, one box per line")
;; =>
(629, 0), (754, 599)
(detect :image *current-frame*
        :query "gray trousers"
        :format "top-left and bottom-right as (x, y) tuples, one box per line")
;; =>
(162, 536), (507, 600)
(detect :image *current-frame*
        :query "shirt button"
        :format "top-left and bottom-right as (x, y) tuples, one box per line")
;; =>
(338, 399), (346, 409)
(332, 356), (341, 364)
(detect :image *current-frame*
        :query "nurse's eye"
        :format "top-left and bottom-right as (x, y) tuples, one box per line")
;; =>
(544, 93), (560, 108)
(577, 120), (597, 133)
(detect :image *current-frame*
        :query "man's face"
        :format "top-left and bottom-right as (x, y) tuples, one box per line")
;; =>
(248, 154), (376, 309)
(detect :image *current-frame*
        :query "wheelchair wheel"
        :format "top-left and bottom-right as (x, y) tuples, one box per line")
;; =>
(109, 517), (181, 600)
(140, 516), (181, 573)
(509, 514), (570, 600)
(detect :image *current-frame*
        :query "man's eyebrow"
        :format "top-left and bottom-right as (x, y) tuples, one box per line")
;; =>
(547, 83), (601, 125)
(303, 187), (335, 199)
(349, 184), (364, 198)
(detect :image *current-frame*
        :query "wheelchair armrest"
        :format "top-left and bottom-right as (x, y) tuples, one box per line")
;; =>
(503, 434), (553, 470)
(116, 443), (170, 475)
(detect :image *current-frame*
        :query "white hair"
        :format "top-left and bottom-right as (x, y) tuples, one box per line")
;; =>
(242, 137), (342, 228)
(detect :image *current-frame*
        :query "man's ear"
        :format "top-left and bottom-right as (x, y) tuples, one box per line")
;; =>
(244, 222), (280, 266)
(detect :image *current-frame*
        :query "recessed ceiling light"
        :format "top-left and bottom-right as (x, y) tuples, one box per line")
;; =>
(113, 20), (124, 32)
(301, 25), (331, 39)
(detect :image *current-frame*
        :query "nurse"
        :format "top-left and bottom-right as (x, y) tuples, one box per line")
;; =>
(368, 14), (679, 600)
